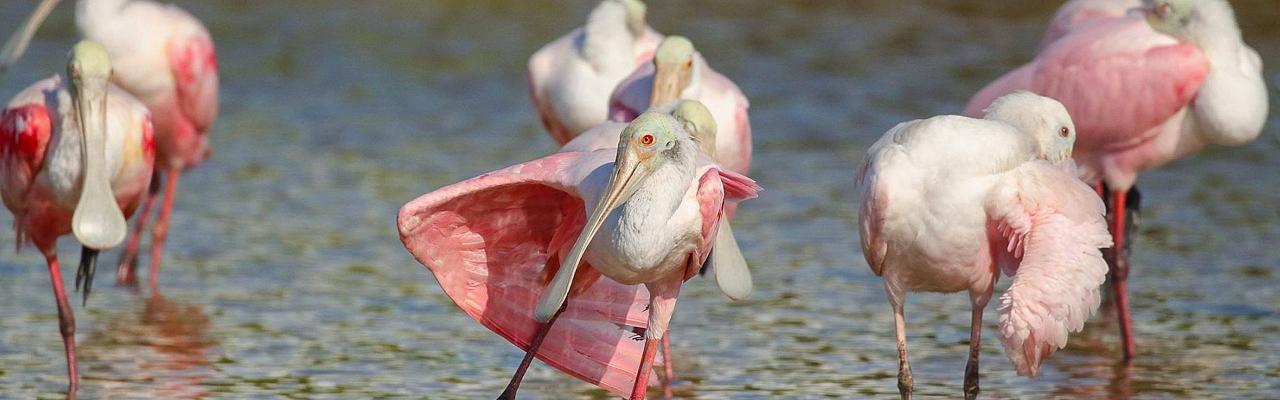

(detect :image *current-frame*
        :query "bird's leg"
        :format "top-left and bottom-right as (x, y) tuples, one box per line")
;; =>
(964, 289), (992, 400)
(633, 278), (682, 400)
(148, 169), (181, 291)
(632, 334), (661, 400)
(496, 303), (565, 400)
(1106, 188), (1136, 361)
(44, 253), (80, 394)
(116, 173), (160, 286)
(660, 335), (675, 398)
(887, 282), (912, 400)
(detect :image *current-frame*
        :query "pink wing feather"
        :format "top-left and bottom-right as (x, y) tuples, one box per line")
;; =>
(397, 152), (656, 397)
(168, 33), (219, 135)
(986, 161), (1112, 376)
(606, 62), (653, 123)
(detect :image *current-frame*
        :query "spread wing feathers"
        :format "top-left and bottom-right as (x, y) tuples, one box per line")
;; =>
(397, 152), (658, 397)
(694, 167), (760, 298)
(986, 161), (1112, 376)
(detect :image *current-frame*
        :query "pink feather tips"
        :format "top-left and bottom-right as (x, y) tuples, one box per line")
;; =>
(996, 210), (1111, 376)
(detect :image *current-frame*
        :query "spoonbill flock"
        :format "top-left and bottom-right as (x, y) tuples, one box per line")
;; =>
(0, 0), (1268, 398)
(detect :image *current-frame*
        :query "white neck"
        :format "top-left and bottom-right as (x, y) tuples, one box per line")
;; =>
(1181, 1), (1268, 146)
(601, 141), (697, 270)
(581, 1), (638, 73)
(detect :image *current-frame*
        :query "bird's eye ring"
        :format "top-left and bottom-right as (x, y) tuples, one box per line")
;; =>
(640, 133), (654, 146)
(1059, 127), (1070, 138)
(1156, 3), (1172, 17)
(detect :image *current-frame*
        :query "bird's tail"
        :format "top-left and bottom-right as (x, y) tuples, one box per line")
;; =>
(996, 210), (1111, 376)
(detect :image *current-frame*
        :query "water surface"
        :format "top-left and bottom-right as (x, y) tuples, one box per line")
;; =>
(0, 1), (1277, 398)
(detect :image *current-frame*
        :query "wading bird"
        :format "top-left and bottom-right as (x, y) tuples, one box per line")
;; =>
(858, 92), (1112, 399)
(964, 0), (1267, 360)
(0, 0), (221, 288)
(528, 0), (663, 145)
(1, 40), (155, 394)
(399, 112), (758, 399)
(608, 36), (752, 174)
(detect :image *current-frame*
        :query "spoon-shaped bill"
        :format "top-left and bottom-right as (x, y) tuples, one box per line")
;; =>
(68, 40), (127, 249)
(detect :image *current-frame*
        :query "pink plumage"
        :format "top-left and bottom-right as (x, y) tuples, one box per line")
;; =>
(398, 149), (758, 397)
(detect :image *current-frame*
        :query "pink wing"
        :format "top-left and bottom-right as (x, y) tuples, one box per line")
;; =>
(986, 161), (1112, 376)
(690, 167), (761, 278)
(606, 62), (653, 123)
(1040, 0), (1136, 48)
(397, 152), (656, 397)
(967, 18), (1208, 151)
(0, 103), (52, 232)
(167, 33), (219, 135)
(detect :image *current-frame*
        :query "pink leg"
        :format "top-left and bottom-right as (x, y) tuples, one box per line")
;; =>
(496, 305), (564, 400)
(148, 170), (181, 291)
(631, 336), (660, 400)
(44, 253), (80, 394)
(1107, 189), (1136, 361)
(116, 174), (160, 286)
(660, 335), (675, 398)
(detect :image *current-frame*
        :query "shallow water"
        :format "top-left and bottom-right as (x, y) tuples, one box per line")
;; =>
(1, 1), (1278, 398)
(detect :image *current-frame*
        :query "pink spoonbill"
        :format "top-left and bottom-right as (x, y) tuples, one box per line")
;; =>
(1, 40), (155, 394)
(528, 0), (663, 145)
(399, 112), (759, 399)
(0, 0), (222, 288)
(858, 92), (1113, 399)
(608, 36), (753, 174)
(964, 0), (1267, 361)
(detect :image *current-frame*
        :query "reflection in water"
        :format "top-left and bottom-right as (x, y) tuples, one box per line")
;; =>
(80, 293), (215, 399)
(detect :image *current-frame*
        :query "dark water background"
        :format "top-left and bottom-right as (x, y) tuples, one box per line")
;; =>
(1, 1), (1277, 398)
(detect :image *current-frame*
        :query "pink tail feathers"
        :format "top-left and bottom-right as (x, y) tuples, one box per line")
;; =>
(996, 211), (1111, 376)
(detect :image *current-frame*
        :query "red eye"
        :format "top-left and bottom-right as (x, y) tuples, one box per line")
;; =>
(640, 134), (654, 145)
(1059, 127), (1070, 138)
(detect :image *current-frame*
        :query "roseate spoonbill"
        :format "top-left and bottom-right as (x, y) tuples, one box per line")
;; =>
(608, 36), (753, 174)
(529, 0), (663, 145)
(1, 40), (155, 393)
(0, 0), (221, 288)
(398, 112), (759, 399)
(964, 0), (1267, 360)
(858, 92), (1113, 399)
(77, 0), (219, 287)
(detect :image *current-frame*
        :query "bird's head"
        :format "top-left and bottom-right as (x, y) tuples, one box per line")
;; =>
(650, 36), (695, 107)
(983, 91), (1077, 164)
(1141, 0), (1239, 45)
(663, 99), (717, 158)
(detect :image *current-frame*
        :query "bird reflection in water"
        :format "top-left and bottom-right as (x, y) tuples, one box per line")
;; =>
(80, 293), (215, 398)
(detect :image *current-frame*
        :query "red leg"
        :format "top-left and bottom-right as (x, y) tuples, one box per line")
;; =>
(116, 174), (160, 286)
(496, 306), (565, 400)
(660, 335), (675, 398)
(631, 334), (661, 400)
(148, 170), (181, 291)
(1107, 189), (1136, 361)
(44, 253), (80, 394)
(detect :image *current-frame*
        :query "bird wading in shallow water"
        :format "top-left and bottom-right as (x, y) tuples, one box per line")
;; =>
(399, 112), (758, 399)
(0, 0), (222, 289)
(858, 92), (1113, 399)
(0, 40), (155, 395)
(528, 0), (663, 145)
(965, 0), (1267, 361)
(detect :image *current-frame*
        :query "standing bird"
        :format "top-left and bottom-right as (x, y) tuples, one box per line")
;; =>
(528, 0), (663, 145)
(608, 36), (753, 174)
(399, 112), (759, 399)
(76, 0), (219, 287)
(858, 92), (1112, 399)
(1, 41), (155, 393)
(964, 0), (1267, 360)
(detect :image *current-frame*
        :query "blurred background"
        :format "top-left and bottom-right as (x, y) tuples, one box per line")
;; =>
(0, 1), (1276, 398)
